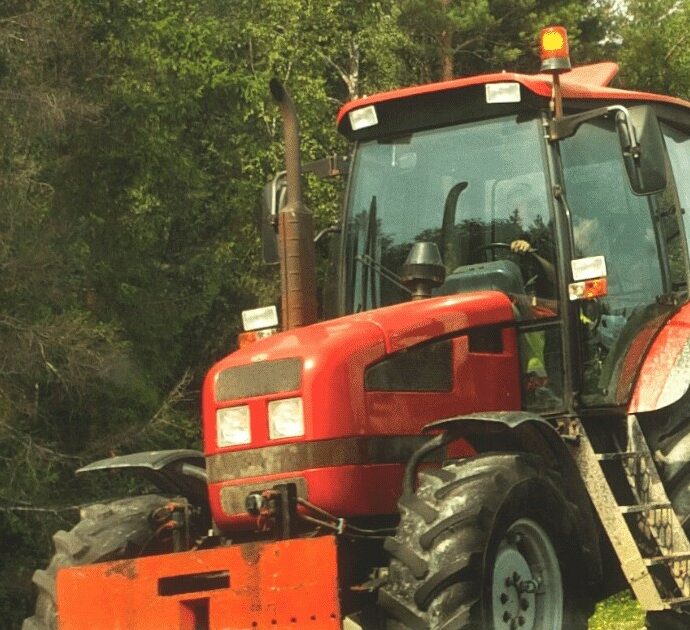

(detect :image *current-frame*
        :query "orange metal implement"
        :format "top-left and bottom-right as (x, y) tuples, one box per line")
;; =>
(57, 536), (341, 629)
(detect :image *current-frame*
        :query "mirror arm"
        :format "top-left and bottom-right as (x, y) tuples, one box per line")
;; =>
(303, 154), (350, 179)
(548, 104), (639, 154)
(314, 224), (341, 245)
(269, 171), (287, 226)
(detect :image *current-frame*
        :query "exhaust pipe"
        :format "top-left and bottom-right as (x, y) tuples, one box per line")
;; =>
(269, 79), (318, 330)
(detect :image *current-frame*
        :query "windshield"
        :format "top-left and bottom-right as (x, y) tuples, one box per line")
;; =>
(342, 115), (558, 316)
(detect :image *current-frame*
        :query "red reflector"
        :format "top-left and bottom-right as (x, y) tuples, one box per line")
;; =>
(237, 328), (276, 349)
(569, 277), (608, 301)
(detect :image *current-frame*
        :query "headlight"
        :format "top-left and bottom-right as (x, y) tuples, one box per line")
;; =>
(216, 405), (251, 447)
(268, 397), (304, 439)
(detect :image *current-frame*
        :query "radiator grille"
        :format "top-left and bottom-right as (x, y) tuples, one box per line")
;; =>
(215, 358), (301, 401)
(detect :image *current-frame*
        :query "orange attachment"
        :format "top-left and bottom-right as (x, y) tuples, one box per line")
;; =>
(56, 536), (341, 630)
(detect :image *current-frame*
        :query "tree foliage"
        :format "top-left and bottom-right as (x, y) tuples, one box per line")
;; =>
(2, 0), (688, 625)
(616, 0), (690, 100)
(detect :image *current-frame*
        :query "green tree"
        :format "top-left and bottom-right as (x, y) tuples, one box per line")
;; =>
(616, 0), (690, 99)
(397, 0), (610, 82)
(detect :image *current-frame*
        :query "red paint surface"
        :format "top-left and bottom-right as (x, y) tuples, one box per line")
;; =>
(336, 62), (690, 128)
(629, 304), (690, 413)
(57, 537), (340, 630)
(203, 292), (515, 526)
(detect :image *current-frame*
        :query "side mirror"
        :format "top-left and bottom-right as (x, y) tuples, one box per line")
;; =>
(261, 172), (286, 264)
(616, 105), (667, 196)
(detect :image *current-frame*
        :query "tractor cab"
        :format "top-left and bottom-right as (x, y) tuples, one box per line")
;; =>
(333, 61), (690, 415)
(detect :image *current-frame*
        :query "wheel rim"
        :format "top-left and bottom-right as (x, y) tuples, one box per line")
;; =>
(491, 517), (563, 629)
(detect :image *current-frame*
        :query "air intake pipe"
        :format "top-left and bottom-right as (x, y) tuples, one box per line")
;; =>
(270, 79), (318, 330)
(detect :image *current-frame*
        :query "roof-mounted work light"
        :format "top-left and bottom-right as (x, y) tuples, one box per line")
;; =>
(539, 26), (571, 119)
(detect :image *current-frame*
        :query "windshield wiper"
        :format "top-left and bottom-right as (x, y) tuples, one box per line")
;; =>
(356, 254), (412, 295)
(361, 196), (377, 308)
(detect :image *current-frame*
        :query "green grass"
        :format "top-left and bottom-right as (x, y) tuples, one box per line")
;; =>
(589, 591), (645, 629)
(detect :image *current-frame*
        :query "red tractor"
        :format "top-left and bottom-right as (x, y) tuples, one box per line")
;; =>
(24, 27), (690, 629)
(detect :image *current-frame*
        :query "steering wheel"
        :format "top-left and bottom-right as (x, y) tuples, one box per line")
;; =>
(472, 242), (540, 291)
(473, 242), (536, 257)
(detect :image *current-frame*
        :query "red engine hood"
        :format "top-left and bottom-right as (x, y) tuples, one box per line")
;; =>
(202, 291), (515, 455)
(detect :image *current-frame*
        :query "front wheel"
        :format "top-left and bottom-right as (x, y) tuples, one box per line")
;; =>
(22, 494), (177, 630)
(379, 453), (592, 629)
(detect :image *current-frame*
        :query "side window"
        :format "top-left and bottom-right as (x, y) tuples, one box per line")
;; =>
(365, 340), (452, 392)
(519, 325), (564, 412)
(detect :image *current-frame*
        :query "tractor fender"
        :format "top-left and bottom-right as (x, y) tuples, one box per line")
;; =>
(77, 449), (208, 509)
(420, 411), (603, 586)
(629, 302), (690, 414)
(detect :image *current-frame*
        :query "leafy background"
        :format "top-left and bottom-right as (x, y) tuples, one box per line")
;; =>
(1, 0), (688, 625)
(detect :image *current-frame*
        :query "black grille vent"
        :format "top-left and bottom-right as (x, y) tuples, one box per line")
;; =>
(215, 358), (302, 401)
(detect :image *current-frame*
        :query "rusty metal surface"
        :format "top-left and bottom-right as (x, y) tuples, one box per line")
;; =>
(57, 536), (341, 629)
(219, 477), (307, 515)
(207, 435), (429, 483)
(270, 80), (317, 330)
(569, 419), (666, 611)
(625, 415), (690, 598)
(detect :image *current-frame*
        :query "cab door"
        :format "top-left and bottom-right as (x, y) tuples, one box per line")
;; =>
(559, 116), (688, 407)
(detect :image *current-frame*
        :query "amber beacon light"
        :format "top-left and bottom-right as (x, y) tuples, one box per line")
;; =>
(540, 26), (572, 73)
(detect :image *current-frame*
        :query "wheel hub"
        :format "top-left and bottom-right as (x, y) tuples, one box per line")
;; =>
(491, 518), (563, 629)
(494, 545), (537, 628)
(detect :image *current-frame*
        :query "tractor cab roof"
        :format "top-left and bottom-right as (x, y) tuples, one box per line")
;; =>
(337, 63), (690, 141)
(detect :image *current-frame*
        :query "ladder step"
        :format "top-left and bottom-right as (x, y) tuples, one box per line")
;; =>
(663, 595), (690, 608)
(620, 502), (672, 514)
(596, 452), (645, 461)
(645, 552), (690, 566)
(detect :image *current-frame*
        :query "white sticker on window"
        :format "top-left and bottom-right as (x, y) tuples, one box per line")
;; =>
(571, 256), (607, 281)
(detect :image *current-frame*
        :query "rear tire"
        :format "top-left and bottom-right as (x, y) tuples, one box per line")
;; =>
(640, 397), (690, 629)
(378, 453), (592, 629)
(22, 494), (173, 630)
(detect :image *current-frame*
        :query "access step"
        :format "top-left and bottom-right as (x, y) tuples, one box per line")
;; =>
(620, 502), (672, 514)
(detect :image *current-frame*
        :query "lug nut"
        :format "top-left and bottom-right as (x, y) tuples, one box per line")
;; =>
(520, 598), (529, 611)
(505, 576), (513, 587)
(518, 616), (526, 627)
(500, 593), (509, 605)
(503, 611), (512, 622)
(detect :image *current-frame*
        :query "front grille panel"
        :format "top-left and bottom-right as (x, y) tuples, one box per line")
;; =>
(215, 358), (301, 401)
